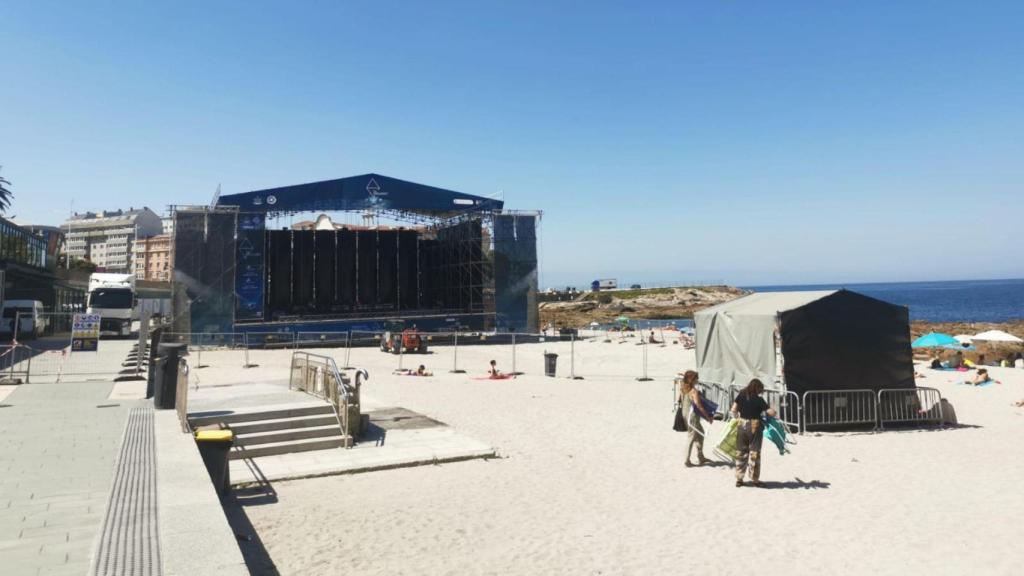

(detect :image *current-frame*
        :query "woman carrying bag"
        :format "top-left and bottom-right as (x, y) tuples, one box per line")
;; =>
(729, 378), (776, 487)
(678, 370), (713, 467)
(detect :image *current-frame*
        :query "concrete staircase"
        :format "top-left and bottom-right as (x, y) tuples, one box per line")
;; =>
(188, 403), (351, 460)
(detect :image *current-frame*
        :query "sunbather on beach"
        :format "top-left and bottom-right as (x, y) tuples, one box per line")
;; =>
(678, 370), (711, 467)
(394, 365), (433, 376)
(968, 368), (992, 386)
(489, 359), (501, 379)
(648, 330), (662, 344)
(729, 378), (776, 488)
(1013, 399), (1024, 407)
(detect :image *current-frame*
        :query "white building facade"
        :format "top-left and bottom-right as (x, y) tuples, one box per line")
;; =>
(63, 208), (163, 273)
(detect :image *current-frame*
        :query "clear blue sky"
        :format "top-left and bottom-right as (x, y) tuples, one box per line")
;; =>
(2, 1), (1022, 287)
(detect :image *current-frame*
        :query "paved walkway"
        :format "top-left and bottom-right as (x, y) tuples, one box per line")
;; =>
(0, 382), (138, 576)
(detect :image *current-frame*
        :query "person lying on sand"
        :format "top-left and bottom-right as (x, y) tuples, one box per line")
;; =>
(967, 368), (997, 386)
(394, 364), (433, 377)
(1013, 399), (1024, 407)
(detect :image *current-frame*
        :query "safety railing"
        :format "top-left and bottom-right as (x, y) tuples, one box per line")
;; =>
(878, 387), (943, 429)
(289, 351), (358, 446)
(0, 344), (32, 383)
(802, 389), (878, 431)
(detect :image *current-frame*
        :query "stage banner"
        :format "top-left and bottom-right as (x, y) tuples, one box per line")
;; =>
(235, 212), (266, 321)
(71, 313), (100, 352)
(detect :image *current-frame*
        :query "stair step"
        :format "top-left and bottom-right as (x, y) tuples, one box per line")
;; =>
(228, 436), (349, 460)
(234, 426), (342, 447)
(189, 404), (333, 427)
(228, 414), (339, 435)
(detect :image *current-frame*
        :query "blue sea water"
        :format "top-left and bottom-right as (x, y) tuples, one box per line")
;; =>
(745, 278), (1024, 323)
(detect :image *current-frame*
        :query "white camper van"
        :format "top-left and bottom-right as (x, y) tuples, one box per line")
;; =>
(1, 300), (47, 339)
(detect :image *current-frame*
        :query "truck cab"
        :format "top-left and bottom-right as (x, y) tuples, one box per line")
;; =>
(87, 273), (137, 338)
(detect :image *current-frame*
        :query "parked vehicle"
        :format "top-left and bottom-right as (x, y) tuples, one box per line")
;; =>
(380, 328), (428, 354)
(0, 300), (47, 339)
(87, 273), (136, 337)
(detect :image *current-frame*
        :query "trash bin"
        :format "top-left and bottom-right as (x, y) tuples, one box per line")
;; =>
(195, 429), (234, 495)
(154, 343), (187, 409)
(544, 352), (558, 377)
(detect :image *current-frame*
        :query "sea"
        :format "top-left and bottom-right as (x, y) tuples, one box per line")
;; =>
(745, 278), (1024, 323)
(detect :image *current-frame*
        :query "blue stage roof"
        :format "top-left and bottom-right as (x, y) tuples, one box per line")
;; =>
(216, 173), (502, 216)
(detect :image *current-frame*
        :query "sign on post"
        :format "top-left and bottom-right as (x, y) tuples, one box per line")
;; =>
(72, 313), (101, 352)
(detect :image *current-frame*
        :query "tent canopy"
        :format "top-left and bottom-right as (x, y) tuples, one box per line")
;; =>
(695, 289), (914, 396)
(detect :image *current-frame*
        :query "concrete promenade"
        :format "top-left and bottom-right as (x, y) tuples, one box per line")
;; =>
(0, 379), (246, 576)
(0, 381), (132, 576)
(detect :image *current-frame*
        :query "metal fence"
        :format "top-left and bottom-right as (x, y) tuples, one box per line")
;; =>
(0, 344), (32, 382)
(764, 389), (803, 433)
(688, 383), (943, 434)
(878, 387), (943, 429)
(802, 389), (879, 431)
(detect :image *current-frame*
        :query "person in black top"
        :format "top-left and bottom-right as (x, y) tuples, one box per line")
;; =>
(729, 378), (776, 487)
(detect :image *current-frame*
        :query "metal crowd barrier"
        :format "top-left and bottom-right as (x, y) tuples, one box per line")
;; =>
(694, 381), (735, 418)
(763, 389), (803, 433)
(802, 389), (878, 431)
(878, 387), (943, 429)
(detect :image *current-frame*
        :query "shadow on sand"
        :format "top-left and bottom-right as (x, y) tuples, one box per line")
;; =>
(222, 458), (281, 575)
(755, 477), (830, 490)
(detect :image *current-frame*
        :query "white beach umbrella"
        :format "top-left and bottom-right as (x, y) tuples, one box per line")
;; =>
(971, 330), (1024, 343)
(953, 334), (974, 344)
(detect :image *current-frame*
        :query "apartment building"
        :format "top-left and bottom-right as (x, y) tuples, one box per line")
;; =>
(62, 208), (163, 273)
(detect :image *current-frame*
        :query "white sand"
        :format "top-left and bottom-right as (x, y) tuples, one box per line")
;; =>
(196, 337), (1024, 575)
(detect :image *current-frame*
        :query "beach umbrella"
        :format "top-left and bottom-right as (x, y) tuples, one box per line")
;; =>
(953, 334), (974, 344)
(615, 315), (630, 324)
(589, 321), (599, 327)
(911, 332), (959, 348)
(971, 330), (1024, 343)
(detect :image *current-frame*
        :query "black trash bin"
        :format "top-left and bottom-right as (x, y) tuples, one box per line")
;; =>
(195, 429), (234, 495)
(544, 352), (558, 377)
(154, 343), (187, 409)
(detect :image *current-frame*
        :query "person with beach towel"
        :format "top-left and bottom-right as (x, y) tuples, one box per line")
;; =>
(678, 370), (712, 467)
(729, 378), (776, 487)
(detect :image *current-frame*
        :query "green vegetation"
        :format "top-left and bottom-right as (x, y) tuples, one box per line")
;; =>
(583, 287), (674, 301)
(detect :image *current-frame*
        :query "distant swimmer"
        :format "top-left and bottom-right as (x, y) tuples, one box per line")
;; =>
(730, 378), (776, 488)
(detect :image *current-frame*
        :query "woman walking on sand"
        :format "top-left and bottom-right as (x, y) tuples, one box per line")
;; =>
(730, 378), (776, 487)
(679, 370), (712, 467)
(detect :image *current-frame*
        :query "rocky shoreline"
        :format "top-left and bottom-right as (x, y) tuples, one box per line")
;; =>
(538, 285), (749, 327)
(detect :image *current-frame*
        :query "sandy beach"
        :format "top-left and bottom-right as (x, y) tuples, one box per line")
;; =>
(185, 336), (1024, 576)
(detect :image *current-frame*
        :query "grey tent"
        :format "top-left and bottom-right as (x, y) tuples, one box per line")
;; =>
(694, 289), (914, 397)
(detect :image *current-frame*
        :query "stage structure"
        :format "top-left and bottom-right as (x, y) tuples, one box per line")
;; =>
(171, 174), (540, 335)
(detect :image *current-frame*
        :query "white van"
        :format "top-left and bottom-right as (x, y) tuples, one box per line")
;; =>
(1, 300), (47, 339)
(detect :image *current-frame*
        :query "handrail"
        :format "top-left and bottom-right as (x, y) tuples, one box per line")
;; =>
(289, 351), (358, 446)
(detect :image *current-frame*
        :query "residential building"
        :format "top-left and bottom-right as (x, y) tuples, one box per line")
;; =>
(161, 216), (174, 236)
(62, 208), (162, 273)
(133, 234), (172, 281)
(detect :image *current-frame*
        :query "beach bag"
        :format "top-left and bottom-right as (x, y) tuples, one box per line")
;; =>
(673, 406), (688, 432)
(715, 419), (740, 461)
(762, 416), (788, 455)
(696, 396), (718, 422)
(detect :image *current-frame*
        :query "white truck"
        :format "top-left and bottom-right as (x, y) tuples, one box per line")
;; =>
(87, 273), (137, 337)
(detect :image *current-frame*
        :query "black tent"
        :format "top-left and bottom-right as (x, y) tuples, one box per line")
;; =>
(695, 289), (915, 395)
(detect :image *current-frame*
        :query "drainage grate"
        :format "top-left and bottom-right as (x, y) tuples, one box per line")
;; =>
(91, 407), (162, 576)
